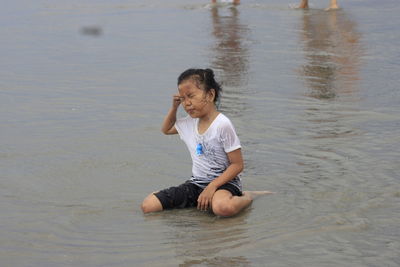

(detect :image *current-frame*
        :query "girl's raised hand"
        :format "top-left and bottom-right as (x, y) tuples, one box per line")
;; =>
(172, 94), (181, 109)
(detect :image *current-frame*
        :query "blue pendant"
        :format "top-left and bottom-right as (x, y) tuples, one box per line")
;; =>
(196, 143), (203, 155)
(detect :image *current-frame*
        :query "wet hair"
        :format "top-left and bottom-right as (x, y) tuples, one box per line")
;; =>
(177, 68), (222, 105)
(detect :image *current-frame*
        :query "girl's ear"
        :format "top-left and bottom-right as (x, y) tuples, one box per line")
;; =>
(207, 89), (216, 103)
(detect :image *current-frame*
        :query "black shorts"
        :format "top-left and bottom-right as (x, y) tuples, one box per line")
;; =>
(154, 180), (242, 210)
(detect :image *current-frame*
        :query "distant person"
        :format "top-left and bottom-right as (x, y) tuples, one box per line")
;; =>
(298, 0), (339, 10)
(141, 68), (273, 216)
(212, 0), (240, 5)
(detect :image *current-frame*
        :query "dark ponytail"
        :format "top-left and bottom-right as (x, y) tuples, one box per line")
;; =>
(177, 68), (222, 105)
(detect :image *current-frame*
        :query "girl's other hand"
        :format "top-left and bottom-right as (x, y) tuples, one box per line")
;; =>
(197, 184), (217, 211)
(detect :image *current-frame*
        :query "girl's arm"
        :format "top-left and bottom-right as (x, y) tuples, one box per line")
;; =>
(197, 148), (244, 211)
(161, 94), (180, 135)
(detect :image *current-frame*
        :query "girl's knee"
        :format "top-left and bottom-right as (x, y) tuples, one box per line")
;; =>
(141, 194), (163, 214)
(212, 201), (235, 217)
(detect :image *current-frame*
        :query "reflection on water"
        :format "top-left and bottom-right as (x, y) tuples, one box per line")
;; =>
(209, 6), (250, 117)
(295, 10), (365, 187)
(298, 9), (363, 99)
(210, 6), (249, 87)
(144, 209), (251, 266)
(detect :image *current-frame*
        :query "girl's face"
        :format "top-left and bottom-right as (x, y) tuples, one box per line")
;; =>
(178, 79), (214, 118)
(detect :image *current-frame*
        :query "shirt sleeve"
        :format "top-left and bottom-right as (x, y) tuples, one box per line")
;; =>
(219, 119), (241, 153)
(174, 115), (192, 141)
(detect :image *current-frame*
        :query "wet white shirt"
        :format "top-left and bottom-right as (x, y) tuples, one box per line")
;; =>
(175, 113), (242, 190)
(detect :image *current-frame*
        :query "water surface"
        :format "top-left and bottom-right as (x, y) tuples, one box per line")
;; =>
(1, 0), (399, 266)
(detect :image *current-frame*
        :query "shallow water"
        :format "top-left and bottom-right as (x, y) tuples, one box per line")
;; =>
(1, 0), (399, 266)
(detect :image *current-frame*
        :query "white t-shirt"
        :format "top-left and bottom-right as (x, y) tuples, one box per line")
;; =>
(175, 113), (242, 191)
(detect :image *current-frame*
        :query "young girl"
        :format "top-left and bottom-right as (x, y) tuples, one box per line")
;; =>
(141, 68), (271, 217)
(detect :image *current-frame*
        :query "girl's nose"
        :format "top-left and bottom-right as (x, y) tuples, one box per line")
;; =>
(182, 99), (191, 106)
